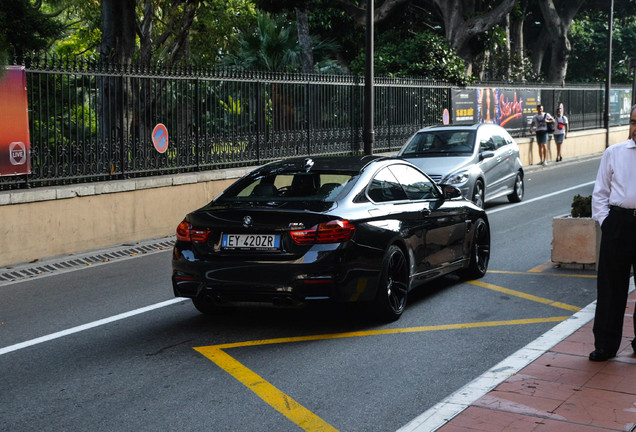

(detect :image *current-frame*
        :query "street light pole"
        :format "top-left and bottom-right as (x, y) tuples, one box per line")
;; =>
(363, 0), (374, 155)
(604, 0), (614, 148)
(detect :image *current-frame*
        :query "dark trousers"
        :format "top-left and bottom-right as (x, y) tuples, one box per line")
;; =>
(593, 207), (636, 353)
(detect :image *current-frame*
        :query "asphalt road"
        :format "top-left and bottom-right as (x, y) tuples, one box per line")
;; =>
(0, 156), (601, 432)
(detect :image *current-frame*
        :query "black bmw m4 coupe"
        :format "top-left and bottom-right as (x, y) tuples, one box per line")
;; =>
(172, 155), (490, 321)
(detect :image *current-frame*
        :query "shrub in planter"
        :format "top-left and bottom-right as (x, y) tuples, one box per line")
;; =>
(571, 194), (592, 217)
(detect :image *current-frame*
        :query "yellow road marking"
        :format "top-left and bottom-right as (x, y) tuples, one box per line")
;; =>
(488, 270), (596, 278)
(527, 262), (553, 273)
(194, 317), (569, 432)
(198, 317), (569, 351)
(468, 280), (581, 312)
(194, 346), (338, 432)
(194, 273), (585, 430)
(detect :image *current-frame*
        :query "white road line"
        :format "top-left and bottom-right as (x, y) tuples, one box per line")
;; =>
(487, 180), (595, 214)
(0, 298), (185, 356)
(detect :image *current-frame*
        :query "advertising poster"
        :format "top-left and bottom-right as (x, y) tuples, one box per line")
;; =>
(609, 89), (631, 125)
(0, 66), (31, 176)
(451, 88), (476, 124)
(452, 88), (539, 135)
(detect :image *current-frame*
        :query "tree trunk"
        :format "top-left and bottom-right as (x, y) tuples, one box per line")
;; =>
(295, 7), (314, 73)
(503, 13), (511, 79)
(430, 0), (517, 76)
(99, 0), (136, 169)
(510, 3), (526, 62)
(538, 0), (585, 84)
(529, 36), (549, 77)
(100, 0), (136, 64)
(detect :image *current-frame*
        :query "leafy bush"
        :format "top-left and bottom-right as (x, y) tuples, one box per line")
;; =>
(350, 30), (472, 86)
(571, 194), (592, 217)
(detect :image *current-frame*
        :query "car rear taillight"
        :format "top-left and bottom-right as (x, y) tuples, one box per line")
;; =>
(176, 220), (211, 244)
(290, 220), (355, 244)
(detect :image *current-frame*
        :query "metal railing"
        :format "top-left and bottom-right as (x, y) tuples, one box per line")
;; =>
(0, 56), (629, 190)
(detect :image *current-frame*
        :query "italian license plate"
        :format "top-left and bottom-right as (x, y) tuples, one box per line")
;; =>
(222, 234), (280, 250)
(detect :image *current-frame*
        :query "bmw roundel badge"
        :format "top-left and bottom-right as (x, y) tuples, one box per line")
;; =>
(243, 216), (252, 227)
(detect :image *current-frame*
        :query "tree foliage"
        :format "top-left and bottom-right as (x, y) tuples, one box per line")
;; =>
(5, 0), (636, 85)
(189, 0), (258, 66)
(568, 7), (636, 83)
(350, 30), (472, 85)
(221, 12), (302, 72)
(0, 0), (65, 59)
(49, 0), (102, 56)
(221, 11), (342, 73)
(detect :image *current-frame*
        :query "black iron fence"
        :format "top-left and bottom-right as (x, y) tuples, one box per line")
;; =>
(0, 56), (630, 190)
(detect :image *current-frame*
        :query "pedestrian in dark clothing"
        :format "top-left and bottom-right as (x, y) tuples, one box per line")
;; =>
(589, 104), (636, 361)
(529, 104), (554, 166)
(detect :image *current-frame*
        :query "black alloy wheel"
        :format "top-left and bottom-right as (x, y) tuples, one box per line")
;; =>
(374, 245), (409, 321)
(461, 218), (490, 280)
(507, 171), (524, 203)
(471, 180), (485, 208)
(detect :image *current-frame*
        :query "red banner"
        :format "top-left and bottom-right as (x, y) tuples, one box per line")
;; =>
(0, 66), (31, 176)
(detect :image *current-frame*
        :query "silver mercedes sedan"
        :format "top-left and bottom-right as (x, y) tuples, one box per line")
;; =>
(396, 123), (524, 208)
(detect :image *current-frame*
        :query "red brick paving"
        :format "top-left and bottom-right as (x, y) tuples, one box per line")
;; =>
(437, 294), (636, 432)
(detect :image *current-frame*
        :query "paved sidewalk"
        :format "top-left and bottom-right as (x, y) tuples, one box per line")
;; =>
(436, 291), (636, 432)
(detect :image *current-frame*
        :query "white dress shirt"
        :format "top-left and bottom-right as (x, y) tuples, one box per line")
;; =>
(592, 138), (636, 225)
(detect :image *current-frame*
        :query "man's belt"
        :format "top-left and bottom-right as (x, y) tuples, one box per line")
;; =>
(609, 205), (636, 216)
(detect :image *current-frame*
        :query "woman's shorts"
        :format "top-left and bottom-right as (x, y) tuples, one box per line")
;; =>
(554, 134), (565, 144)
(536, 131), (548, 144)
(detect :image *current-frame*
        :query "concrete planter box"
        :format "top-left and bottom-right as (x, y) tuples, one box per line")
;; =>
(551, 215), (601, 270)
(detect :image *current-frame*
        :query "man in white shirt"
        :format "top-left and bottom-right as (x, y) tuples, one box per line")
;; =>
(589, 104), (636, 361)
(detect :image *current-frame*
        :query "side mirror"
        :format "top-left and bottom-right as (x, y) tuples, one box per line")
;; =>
(440, 184), (462, 199)
(480, 150), (495, 161)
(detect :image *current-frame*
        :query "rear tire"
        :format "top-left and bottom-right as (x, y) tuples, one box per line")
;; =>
(373, 245), (409, 322)
(461, 218), (490, 280)
(192, 295), (220, 315)
(507, 171), (524, 203)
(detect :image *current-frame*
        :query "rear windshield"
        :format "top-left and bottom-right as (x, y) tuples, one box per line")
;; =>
(218, 172), (358, 203)
(401, 130), (475, 157)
